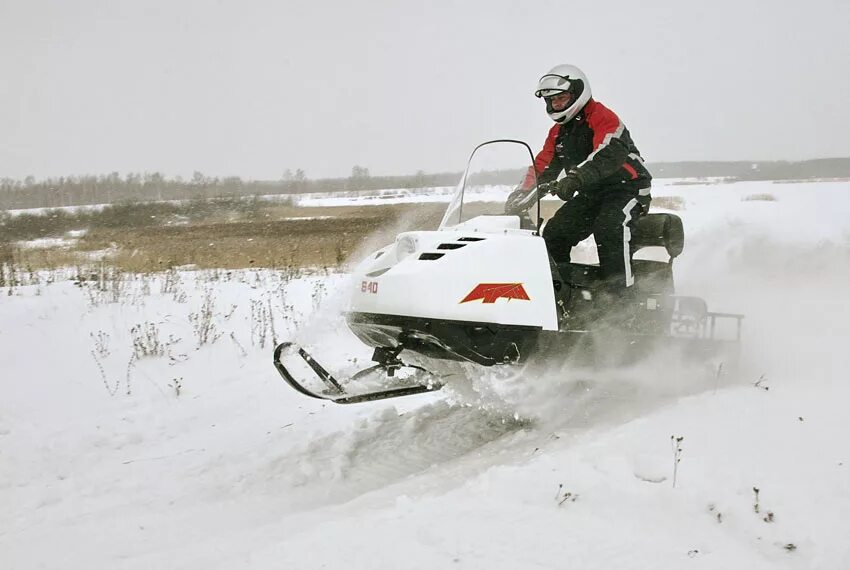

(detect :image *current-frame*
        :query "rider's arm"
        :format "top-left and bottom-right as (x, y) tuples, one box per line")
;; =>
(573, 102), (630, 188)
(520, 124), (564, 189)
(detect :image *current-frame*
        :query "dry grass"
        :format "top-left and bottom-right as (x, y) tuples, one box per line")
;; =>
(0, 241), (12, 264)
(5, 196), (687, 272)
(8, 203), (447, 272)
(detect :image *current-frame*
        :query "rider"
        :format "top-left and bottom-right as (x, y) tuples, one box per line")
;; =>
(506, 64), (652, 304)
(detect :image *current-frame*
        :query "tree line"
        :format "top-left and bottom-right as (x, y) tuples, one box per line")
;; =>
(0, 167), (467, 211)
(3, 158), (850, 211)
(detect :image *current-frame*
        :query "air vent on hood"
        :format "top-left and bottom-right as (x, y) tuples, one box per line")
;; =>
(366, 268), (390, 277)
(437, 243), (467, 250)
(418, 253), (445, 261)
(457, 237), (486, 242)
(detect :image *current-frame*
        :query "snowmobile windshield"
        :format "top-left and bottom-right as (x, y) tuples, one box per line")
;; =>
(439, 139), (539, 231)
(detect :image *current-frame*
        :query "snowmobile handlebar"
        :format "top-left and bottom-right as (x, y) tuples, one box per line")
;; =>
(504, 184), (551, 215)
(504, 182), (573, 216)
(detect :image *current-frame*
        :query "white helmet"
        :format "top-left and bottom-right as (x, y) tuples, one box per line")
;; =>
(534, 64), (592, 123)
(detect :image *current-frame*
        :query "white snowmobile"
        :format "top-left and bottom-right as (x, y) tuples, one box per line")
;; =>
(274, 140), (743, 404)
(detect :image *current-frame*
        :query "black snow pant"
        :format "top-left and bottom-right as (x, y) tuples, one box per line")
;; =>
(542, 187), (649, 295)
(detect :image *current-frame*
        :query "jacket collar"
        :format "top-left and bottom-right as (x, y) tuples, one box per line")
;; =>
(561, 98), (594, 131)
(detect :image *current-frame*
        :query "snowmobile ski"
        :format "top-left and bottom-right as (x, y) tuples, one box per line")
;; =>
(273, 342), (444, 404)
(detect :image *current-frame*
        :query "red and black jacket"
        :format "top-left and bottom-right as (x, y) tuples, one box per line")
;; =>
(522, 99), (651, 194)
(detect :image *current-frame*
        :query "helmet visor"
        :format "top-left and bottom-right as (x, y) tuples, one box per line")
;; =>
(543, 92), (573, 113)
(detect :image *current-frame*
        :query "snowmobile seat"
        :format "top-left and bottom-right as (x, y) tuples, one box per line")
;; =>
(630, 214), (683, 295)
(632, 213), (684, 259)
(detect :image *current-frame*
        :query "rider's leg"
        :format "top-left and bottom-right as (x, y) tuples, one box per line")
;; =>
(542, 193), (599, 263)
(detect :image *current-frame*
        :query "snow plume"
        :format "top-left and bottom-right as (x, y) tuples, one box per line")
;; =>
(442, 202), (850, 434)
(441, 345), (723, 438)
(290, 205), (447, 370)
(344, 203), (440, 270)
(677, 221), (850, 386)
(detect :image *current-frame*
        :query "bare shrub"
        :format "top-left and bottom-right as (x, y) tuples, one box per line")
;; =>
(229, 332), (248, 357)
(671, 435), (684, 488)
(131, 321), (167, 359)
(250, 297), (278, 348)
(189, 289), (223, 347)
(742, 193), (777, 202)
(76, 264), (127, 305)
(91, 350), (120, 396)
(161, 268), (181, 294)
(272, 279), (298, 331)
(0, 242), (13, 288)
(160, 268), (188, 302)
(311, 280), (328, 312)
(91, 330), (110, 358)
(168, 377), (183, 397)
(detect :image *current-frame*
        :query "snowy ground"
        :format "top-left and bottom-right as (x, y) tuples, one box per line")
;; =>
(2, 179), (850, 569)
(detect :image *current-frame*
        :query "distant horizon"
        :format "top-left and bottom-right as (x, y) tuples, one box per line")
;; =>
(5, 150), (850, 183)
(4, 155), (850, 185)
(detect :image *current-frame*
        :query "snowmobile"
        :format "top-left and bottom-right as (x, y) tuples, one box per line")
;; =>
(274, 140), (744, 404)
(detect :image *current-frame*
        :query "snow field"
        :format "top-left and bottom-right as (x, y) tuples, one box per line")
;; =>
(1, 178), (850, 569)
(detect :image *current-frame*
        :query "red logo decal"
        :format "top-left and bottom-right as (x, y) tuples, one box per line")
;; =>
(461, 283), (530, 304)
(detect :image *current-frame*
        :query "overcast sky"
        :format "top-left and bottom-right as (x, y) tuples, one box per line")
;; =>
(2, 0), (849, 180)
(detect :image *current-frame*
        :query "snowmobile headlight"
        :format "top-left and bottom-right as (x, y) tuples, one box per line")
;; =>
(395, 235), (419, 261)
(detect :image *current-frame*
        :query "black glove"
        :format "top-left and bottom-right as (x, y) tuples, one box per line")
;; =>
(504, 187), (536, 215)
(547, 172), (582, 201)
(535, 180), (558, 196)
